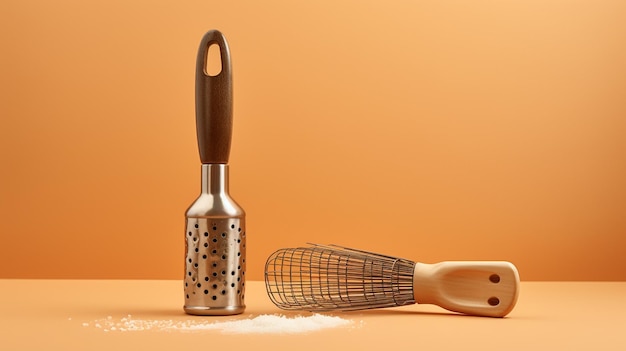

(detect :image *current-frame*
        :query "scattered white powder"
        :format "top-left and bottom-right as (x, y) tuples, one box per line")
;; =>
(81, 314), (354, 334)
(174, 314), (352, 334)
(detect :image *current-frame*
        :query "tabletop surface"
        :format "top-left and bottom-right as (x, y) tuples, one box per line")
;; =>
(1, 280), (625, 350)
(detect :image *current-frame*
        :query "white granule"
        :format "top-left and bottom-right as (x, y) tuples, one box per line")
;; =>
(82, 314), (353, 334)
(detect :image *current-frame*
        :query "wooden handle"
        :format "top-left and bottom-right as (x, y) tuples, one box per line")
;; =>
(195, 29), (233, 164)
(413, 261), (520, 317)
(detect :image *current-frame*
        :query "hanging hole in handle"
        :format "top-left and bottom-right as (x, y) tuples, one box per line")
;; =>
(488, 297), (500, 306)
(205, 43), (222, 77)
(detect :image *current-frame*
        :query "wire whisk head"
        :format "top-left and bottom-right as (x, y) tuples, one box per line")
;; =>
(265, 244), (416, 311)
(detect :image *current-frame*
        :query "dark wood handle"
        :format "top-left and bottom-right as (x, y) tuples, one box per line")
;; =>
(195, 30), (232, 164)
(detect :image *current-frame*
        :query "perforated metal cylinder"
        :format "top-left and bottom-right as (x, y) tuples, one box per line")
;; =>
(184, 165), (246, 315)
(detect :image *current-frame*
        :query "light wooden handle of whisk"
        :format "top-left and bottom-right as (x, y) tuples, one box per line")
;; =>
(412, 261), (520, 317)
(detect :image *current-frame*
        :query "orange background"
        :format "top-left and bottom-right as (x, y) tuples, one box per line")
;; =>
(1, 0), (625, 281)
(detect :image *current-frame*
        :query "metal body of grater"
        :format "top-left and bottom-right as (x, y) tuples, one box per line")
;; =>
(184, 30), (246, 315)
(184, 164), (246, 315)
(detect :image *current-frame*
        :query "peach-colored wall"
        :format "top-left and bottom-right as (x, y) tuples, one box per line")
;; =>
(1, 1), (625, 280)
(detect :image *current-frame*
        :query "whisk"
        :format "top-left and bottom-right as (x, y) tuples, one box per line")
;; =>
(265, 244), (520, 317)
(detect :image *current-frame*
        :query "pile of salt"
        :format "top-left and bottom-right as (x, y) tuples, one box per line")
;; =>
(80, 314), (354, 334)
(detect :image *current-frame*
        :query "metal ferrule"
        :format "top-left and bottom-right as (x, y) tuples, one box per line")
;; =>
(186, 164), (244, 218)
(184, 164), (246, 315)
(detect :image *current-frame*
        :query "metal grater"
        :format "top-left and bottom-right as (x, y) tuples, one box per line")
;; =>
(184, 30), (246, 316)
